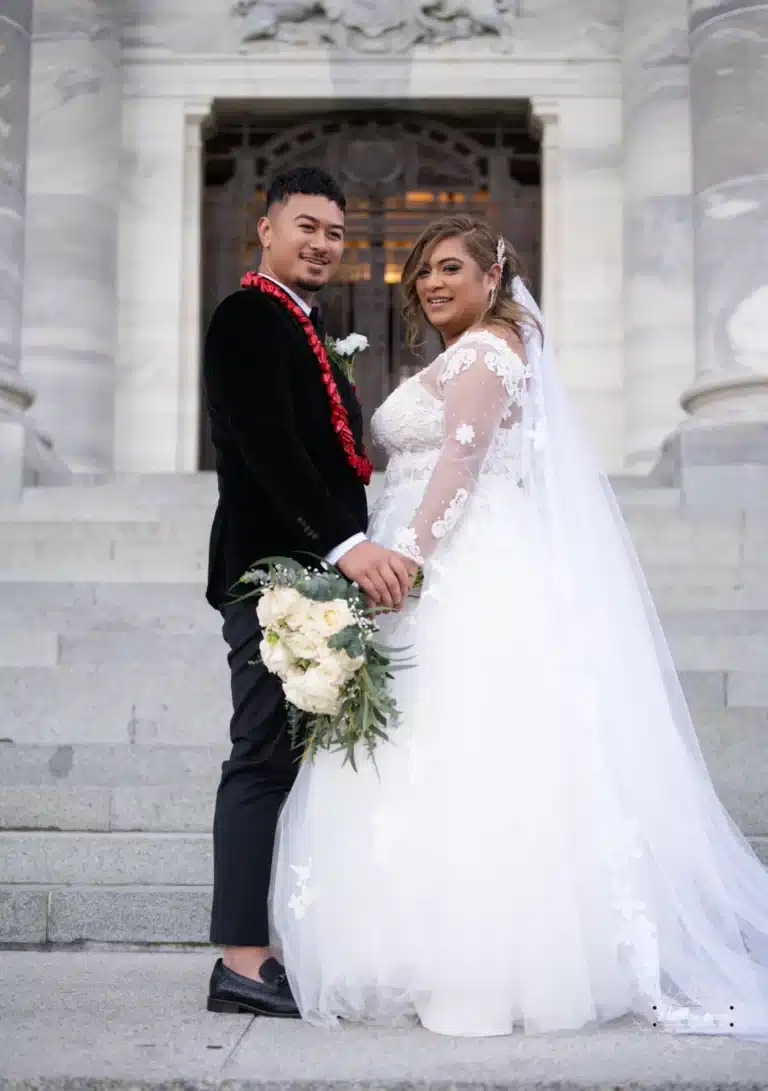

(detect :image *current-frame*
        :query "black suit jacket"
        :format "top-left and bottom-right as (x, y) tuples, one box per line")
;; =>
(203, 286), (369, 609)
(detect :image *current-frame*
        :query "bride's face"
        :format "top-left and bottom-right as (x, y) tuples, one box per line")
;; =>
(415, 236), (498, 341)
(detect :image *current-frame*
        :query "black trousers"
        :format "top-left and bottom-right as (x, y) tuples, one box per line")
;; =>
(209, 600), (301, 946)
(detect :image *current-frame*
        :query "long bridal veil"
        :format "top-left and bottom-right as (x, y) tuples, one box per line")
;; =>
(513, 276), (768, 1037)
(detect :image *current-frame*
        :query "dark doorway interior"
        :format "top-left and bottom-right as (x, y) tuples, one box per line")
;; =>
(200, 102), (542, 470)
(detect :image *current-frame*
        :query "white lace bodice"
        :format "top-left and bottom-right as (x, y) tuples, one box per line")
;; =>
(370, 328), (530, 564)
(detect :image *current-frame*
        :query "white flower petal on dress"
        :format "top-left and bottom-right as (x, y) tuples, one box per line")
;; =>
(526, 421), (547, 449)
(483, 348), (530, 403)
(440, 346), (478, 385)
(288, 893), (308, 920)
(430, 488), (469, 540)
(288, 858), (315, 919)
(455, 422), (475, 446)
(393, 526), (424, 564)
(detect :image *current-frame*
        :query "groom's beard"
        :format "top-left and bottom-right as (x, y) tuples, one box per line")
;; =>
(296, 277), (327, 294)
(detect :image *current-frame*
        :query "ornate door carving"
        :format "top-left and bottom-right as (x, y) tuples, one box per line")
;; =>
(201, 109), (540, 470)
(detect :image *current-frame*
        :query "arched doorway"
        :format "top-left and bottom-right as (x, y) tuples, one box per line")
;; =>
(201, 104), (541, 469)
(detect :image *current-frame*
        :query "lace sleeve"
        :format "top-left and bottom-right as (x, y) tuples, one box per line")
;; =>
(392, 335), (529, 565)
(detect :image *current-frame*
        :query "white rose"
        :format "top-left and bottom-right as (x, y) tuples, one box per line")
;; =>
(257, 587), (304, 629)
(281, 625), (327, 661)
(283, 663), (345, 717)
(309, 598), (356, 639)
(259, 633), (294, 680)
(333, 333), (368, 357)
(316, 645), (365, 679)
(280, 598), (356, 659)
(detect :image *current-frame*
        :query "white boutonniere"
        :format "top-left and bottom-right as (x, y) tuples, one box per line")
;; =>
(325, 332), (369, 383)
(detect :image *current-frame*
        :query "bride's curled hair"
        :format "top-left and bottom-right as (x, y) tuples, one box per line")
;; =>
(400, 215), (541, 350)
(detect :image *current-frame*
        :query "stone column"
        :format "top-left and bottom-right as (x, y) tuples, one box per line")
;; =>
(534, 103), (563, 355)
(622, 0), (695, 472)
(662, 0), (768, 507)
(533, 95), (625, 473)
(177, 100), (212, 473)
(0, 0), (33, 497)
(115, 96), (192, 472)
(20, 0), (121, 474)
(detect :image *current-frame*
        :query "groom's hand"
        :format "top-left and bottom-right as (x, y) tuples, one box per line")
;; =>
(337, 542), (414, 608)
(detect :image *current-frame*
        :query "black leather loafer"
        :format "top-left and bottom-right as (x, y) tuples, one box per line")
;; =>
(207, 957), (300, 1018)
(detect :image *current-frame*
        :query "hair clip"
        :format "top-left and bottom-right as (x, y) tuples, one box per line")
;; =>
(496, 236), (506, 268)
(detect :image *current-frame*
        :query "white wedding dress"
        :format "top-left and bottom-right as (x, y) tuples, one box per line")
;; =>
(271, 322), (768, 1038)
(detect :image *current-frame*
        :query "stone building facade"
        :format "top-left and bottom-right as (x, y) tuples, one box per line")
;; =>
(1, 0), (766, 503)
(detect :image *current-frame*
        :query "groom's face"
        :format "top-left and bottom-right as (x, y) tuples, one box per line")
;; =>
(258, 194), (345, 297)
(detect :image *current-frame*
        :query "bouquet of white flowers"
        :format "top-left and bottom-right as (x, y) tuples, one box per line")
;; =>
(237, 557), (411, 769)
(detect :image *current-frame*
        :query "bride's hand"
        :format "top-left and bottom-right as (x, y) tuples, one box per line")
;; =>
(337, 542), (413, 608)
(392, 557), (421, 609)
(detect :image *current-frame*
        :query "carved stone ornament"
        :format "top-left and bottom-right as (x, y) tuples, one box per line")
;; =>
(231, 0), (520, 53)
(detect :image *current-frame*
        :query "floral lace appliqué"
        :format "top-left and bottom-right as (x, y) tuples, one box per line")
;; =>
(455, 423), (475, 446)
(288, 859), (315, 920)
(440, 346), (477, 385)
(431, 488), (469, 540)
(484, 349), (530, 404)
(526, 420), (547, 449)
(392, 526), (425, 564)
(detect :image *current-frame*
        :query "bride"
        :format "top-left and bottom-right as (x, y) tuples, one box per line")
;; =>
(270, 215), (768, 1038)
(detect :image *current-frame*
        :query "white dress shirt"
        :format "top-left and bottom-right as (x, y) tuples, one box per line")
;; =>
(259, 274), (367, 566)
(259, 274), (312, 316)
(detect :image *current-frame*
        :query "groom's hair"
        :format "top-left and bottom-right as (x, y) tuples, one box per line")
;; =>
(265, 166), (346, 214)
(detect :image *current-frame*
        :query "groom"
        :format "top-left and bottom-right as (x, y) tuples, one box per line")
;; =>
(202, 166), (415, 1017)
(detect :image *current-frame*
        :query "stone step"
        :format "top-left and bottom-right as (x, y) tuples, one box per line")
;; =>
(0, 582), (765, 634)
(1, 661), (765, 746)
(0, 784), (218, 833)
(0, 628), (60, 666)
(0, 661), (231, 745)
(0, 502), (215, 522)
(0, 742), (228, 787)
(678, 669), (768, 707)
(0, 581), (216, 633)
(7, 838), (768, 946)
(1, 553), (767, 592)
(0, 682), (760, 773)
(2, 772), (766, 838)
(0, 487), (685, 523)
(6, 954), (768, 1088)
(0, 615), (765, 673)
(11, 472), (219, 505)
(0, 518), (210, 560)
(43, 619), (763, 667)
(0, 511), (765, 568)
(10, 953), (768, 1088)
(0, 507), (761, 536)
(0, 561), (206, 582)
(1, 706), (766, 834)
(0, 831), (212, 886)
(0, 886), (212, 944)
(640, 580), (768, 610)
(2, 471), (676, 508)
(1, 576), (767, 622)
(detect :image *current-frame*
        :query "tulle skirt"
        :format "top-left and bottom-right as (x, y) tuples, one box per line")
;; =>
(270, 476), (768, 1037)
